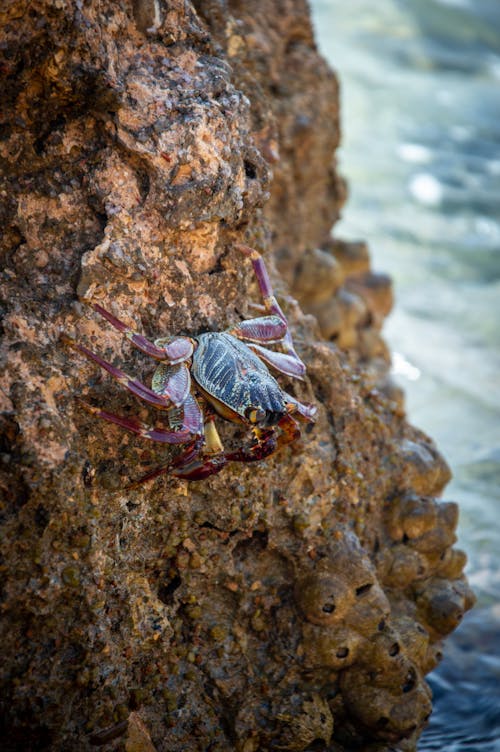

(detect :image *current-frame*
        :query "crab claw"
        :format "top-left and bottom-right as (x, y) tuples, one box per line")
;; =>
(225, 430), (277, 463)
(171, 455), (228, 480)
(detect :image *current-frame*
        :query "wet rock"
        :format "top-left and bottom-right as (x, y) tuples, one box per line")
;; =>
(436, 547), (468, 580)
(293, 247), (344, 305)
(328, 238), (371, 277)
(269, 692), (334, 750)
(376, 543), (430, 588)
(300, 622), (365, 670)
(346, 271), (393, 322)
(0, 1), (474, 750)
(290, 236), (393, 371)
(385, 493), (439, 542)
(415, 577), (476, 637)
(397, 437), (452, 496)
(339, 652), (432, 743)
(294, 534), (390, 633)
(125, 712), (158, 752)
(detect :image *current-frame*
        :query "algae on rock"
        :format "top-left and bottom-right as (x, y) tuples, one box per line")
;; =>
(0, 1), (474, 750)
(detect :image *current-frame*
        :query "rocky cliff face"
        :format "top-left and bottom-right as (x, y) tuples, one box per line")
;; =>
(0, 1), (474, 750)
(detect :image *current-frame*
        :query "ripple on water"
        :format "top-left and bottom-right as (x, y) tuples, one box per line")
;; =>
(420, 607), (500, 752)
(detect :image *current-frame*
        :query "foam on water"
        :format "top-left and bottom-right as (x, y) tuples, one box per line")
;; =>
(408, 173), (444, 206)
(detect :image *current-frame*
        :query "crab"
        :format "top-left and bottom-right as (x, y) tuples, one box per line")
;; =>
(66, 244), (316, 482)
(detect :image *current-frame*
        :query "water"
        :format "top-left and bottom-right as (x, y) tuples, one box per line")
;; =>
(310, 1), (500, 748)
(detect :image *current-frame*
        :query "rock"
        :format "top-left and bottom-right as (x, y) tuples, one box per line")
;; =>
(0, 1), (474, 750)
(125, 712), (158, 752)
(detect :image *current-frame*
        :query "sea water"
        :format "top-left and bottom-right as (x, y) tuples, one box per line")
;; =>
(310, 1), (500, 749)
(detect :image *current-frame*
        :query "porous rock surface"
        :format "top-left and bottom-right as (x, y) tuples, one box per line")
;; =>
(0, 1), (474, 750)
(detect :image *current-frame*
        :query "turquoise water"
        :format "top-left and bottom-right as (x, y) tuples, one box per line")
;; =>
(311, 1), (500, 748)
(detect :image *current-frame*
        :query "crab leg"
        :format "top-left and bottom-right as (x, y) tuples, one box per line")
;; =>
(63, 338), (173, 409)
(234, 245), (286, 323)
(276, 414), (301, 447)
(78, 401), (194, 443)
(248, 343), (306, 379)
(283, 392), (317, 422)
(130, 411), (229, 484)
(226, 428), (278, 464)
(227, 415), (301, 463)
(127, 402), (228, 485)
(170, 414), (228, 480)
(179, 394), (205, 435)
(92, 304), (194, 363)
(152, 362), (191, 407)
(128, 437), (205, 487)
(91, 304), (172, 360)
(235, 244), (307, 374)
(229, 315), (287, 344)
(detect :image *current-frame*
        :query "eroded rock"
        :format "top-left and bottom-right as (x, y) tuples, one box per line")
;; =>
(0, 1), (474, 750)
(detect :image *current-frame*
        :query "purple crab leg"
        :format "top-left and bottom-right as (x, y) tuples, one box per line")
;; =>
(229, 315), (287, 344)
(171, 453), (228, 481)
(134, 435), (227, 485)
(92, 304), (173, 360)
(144, 412), (228, 482)
(153, 336), (194, 364)
(283, 392), (317, 422)
(234, 245), (286, 322)
(128, 437), (205, 487)
(92, 304), (194, 364)
(248, 343), (306, 379)
(63, 338), (173, 409)
(170, 413), (226, 480)
(78, 401), (194, 443)
(235, 244), (307, 374)
(128, 465), (171, 487)
(180, 394), (204, 435)
(152, 362), (191, 407)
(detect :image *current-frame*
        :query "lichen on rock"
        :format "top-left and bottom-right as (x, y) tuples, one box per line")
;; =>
(0, 1), (474, 750)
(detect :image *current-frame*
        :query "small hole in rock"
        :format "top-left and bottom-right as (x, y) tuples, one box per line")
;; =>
(322, 601), (335, 614)
(35, 504), (50, 530)
(336, 647), (349, 659)
(244, 160), (257, 179)
(355, 583), (373, 597)
(158, 574), (182, 605)
(402, 668), (417, 693)
(388, 642), (400, 656)
(304, 741), (327, 752)
(377, 716), (389, 728)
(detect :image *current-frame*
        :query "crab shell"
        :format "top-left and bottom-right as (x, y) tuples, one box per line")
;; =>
(191, 332), (289, 429)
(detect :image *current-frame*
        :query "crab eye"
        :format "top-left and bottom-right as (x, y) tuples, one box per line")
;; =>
(245, 407), (266, 424)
